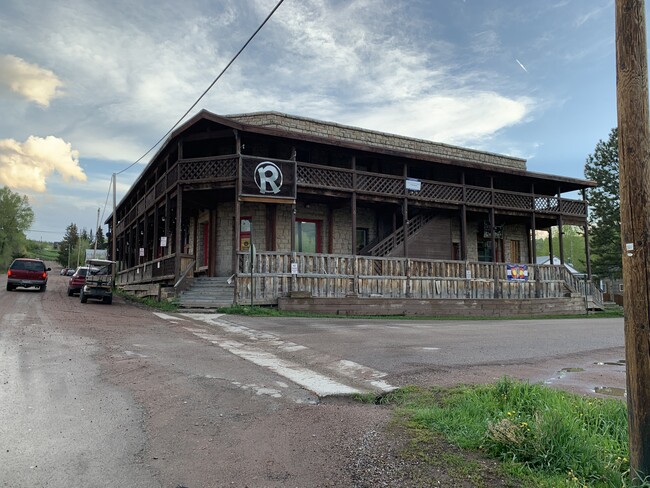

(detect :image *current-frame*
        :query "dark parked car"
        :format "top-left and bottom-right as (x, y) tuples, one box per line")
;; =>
(80, 259), (114, 305)
(6, 258), (51, 291)
(67, 266), (97, 296)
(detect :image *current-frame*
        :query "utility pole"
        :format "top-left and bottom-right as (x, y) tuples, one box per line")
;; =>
(615, 0), (650, 481)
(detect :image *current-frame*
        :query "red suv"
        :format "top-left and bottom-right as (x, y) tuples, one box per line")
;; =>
(6, 258), (51, 292)
(67, 266), (97, 296)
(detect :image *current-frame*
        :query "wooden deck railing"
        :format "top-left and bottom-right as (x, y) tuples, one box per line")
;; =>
(116, 156), (587, 236)
(235, 251), (600, 306)
(115, 254), (177, 285)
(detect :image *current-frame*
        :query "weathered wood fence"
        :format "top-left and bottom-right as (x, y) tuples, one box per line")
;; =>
(235, 251), (603, 306)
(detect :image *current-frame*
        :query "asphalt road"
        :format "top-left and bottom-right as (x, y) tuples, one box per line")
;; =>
(0, 267), (626, 487)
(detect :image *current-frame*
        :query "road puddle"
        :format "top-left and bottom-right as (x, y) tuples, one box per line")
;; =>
(594, 386), (626, 397)
(560, 367), (585, 373)
(594, 359), (626, 366)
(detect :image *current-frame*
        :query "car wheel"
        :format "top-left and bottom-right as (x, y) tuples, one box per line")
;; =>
(6, 283), (12, 291)
(80, 291), (87, 303)
(103, 296), (113, 305)
(40, 284), (46, 292)
(67, 288), (73, 297)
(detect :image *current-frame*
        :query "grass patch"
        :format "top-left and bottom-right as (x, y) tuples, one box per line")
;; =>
(380, 378), (638, 487)
(115, 289), (179, 312)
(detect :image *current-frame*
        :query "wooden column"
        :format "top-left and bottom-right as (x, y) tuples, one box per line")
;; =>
(164, 194), (170, 256)
(351, 156), (357, 255)
(402, 163), (409, 259)
(558, 215), (565, 265)
(616, 0), (650, 478)
(153, 204), (159, 259)
(582, 189), (592, 279)
(328, 206), (335, 254)
(174, 188), (183, 281)
(234, 129), (241, 278)
(548, 228), (554, 264)
(557, 187), (565, 265)
(490, 177), (496, 263)
(531, 184), (537, 264)
(460, 172), (468, 260)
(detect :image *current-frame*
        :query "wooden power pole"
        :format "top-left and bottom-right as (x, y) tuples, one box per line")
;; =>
(616, 0), (650, 481)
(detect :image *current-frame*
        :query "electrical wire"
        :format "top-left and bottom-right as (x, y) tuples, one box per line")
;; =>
(99, 174), (113, 229)
(116, 0), (285, 176)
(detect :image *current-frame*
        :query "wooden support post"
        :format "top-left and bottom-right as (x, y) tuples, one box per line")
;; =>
(616, 0), (650, 479)
(351, 156), (357, 255)
(558, 186), (565, 265)
(531, 183), (537, 264)
(174, 188), (183, 282)
(402, 163), (409, 260)
(582, 189), (592, 279)
(548, 228), (554, 264)
(461, 172), (468, 260)
(558, 214), (565, 265)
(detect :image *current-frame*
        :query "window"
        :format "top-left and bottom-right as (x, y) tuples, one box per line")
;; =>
(295, 219), (321, 253)
(477, 239), (504, 262)
(356, 228), (369, 252)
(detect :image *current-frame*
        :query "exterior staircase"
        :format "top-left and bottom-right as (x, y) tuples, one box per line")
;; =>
(178, 276), (234, 309)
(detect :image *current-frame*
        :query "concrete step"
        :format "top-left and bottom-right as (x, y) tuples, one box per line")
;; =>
(178, 276), (234, 309)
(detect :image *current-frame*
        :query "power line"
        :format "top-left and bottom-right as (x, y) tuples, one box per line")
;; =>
(116, 0), (286, 176)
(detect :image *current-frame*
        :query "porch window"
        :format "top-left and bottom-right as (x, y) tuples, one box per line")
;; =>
(356, 227), (369, 252)
(295, 219), (321, 253)
(477, 239), (504, 262)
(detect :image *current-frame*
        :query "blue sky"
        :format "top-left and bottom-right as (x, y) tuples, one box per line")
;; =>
(0, 0), (628, 241)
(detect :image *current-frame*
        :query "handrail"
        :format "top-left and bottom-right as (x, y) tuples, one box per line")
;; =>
(174, 259), (196, 289)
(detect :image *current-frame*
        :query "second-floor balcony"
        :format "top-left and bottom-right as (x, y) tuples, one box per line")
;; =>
(115, 155), (587, 234)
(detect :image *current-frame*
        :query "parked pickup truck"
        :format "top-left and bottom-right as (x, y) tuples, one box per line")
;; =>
(6, 258), (51, 291)
(80, 259), (115, 304)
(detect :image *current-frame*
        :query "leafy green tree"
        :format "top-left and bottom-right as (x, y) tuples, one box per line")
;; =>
(584, 128), (621, 278)
(0, 187), (34, 268)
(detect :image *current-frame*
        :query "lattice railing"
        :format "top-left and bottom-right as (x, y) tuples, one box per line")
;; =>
(561, 199), (587, 216)
(179, 157), (237, 181)
(357, 172), (403, 196)
(145, 188), (155, 208)
(155, 177), (166, 199)
(297, 164), (353, 189)
(416, 182), (463, 203)
(466, 187), (492, 206)
(535, 196), (559, 212)
(495, 191), (532, 210)
(167, 164), (178, 188)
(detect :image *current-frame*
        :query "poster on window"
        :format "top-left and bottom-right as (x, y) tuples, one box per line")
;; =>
(507, 264), (528, 281)
(240, 218), (251, 251)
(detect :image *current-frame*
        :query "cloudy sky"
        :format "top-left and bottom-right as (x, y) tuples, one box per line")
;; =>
(0, 0), (629, 241)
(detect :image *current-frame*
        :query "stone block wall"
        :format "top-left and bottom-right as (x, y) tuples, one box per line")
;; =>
(228, 112), (526, 171)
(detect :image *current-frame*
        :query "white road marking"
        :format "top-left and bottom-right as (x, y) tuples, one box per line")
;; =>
(187, 330), (362, 396)
(156, 312), (397, 396)
(182, 314), (397, 393)
(153, 312), (186, 321)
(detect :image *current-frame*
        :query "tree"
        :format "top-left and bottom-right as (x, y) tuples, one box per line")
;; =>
(0, 187), (34, 267)
(584, 128), (621, 278)
(58, 223), (79, 267)
(95, 226), (107, 250)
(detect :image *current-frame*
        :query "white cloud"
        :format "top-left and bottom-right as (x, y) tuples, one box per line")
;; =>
(0, 136), (87, 192)
(0, 55), (64, 106)
(347, 92), (532, 147)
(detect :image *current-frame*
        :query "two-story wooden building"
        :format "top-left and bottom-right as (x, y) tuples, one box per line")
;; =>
(109, 110), (600, 315)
